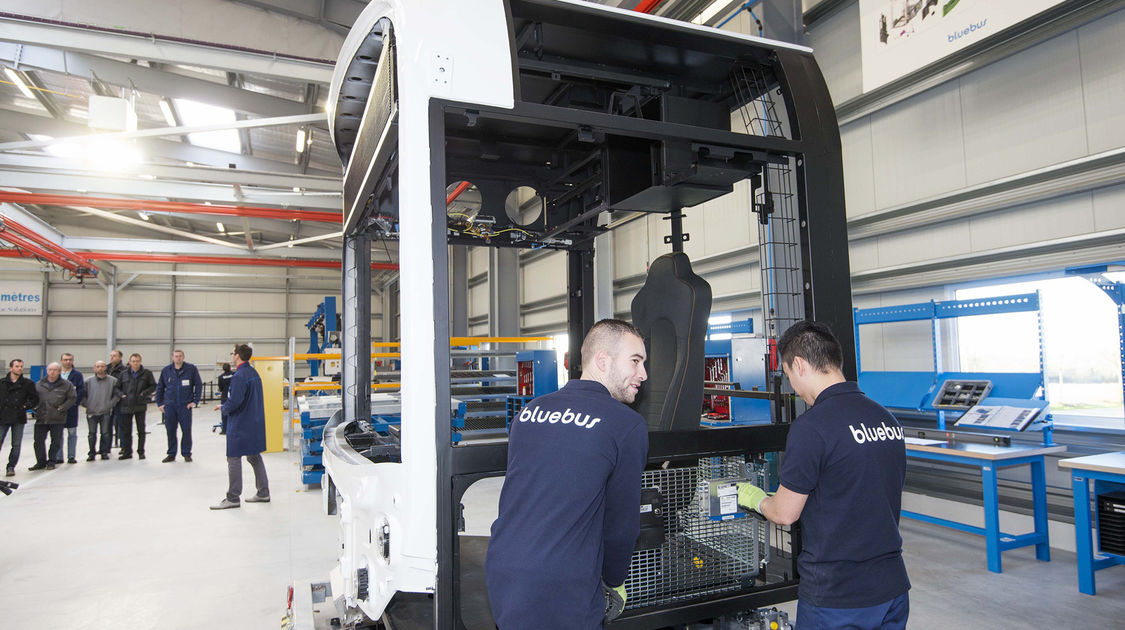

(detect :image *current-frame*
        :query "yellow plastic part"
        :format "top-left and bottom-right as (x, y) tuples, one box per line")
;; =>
(255, 359), (285, 453)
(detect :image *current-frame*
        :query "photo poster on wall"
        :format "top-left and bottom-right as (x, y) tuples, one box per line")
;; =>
(0, 281), (43, 316)
(858, 0), (1067, 93)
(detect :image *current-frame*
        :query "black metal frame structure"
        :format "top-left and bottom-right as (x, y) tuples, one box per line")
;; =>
(335, 1), (854, 628)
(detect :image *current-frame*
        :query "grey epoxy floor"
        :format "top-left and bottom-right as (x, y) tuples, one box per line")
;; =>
(3, 408), (1124, 628)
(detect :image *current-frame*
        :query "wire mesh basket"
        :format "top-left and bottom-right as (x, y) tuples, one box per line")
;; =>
(624, 456), (770, 610)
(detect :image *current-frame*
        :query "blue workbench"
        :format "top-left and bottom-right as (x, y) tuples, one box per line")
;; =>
(903, 440), (1066, 573)
(1059, 451), (1125, 595)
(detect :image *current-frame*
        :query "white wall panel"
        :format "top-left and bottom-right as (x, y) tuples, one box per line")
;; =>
(840, 118), (876, 216)
(959, 32), (1088, 185)
(1079, 7), (1125, 154)
(469, 247), (489, 276)
(0, 345), (41, 365)
(48, 316), (106, 339)
(1092, 183), (1125, 231)
(968, 193), (1095, 251)
(869, 81), (967, 208)
(47, 286), (105, 310)
(521, 252), (566, 303)
(849, 238), (879, 272)
(805, 0), (863, 105)
(699, 181), (754, 255)
(877, 220), (972, 268)
(115, 316), (168, 340)
(521, 309), (566, 332)
(0, 316), (41, 339)
(468, 284), (488, 318)
(612, 218), (650, 278)
(117, 289), (171, 311)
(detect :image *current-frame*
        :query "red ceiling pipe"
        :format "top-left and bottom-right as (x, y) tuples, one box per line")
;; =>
(633, 0), (662, 13)
(0, 191), (342, 224)
(0, 215), (99, 270)
(79, 252), (397, 270)
(446, 181), (473, 206)
(0, 230), (95, 276)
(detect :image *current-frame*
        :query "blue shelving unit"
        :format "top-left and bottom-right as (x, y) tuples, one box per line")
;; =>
(300, 410), (330, 485)
(854, 292), (1054, 444)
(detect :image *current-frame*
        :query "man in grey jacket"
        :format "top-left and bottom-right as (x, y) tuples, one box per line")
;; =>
(31, 363), (77, 471)
(84, 361), (122, 461)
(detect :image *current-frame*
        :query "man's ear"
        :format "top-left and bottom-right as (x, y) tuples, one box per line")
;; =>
(790, 356), (808, 378)
(595, 349), (610, 374)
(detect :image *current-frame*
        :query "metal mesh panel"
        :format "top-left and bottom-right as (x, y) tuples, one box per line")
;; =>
(730, 64), (790, 140)
(755, 159), (803, 343)
(625, 456), (770, 610)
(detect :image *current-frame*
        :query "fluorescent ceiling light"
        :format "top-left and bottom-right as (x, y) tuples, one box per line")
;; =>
(4, 67), (34, 100)
(158, 98), (177, 127)
(216, 222), (226, 233)
(173, 98), (241, 154)
(137, 211), (150, 221)
(295, 128), (307, 153)
(292, 186), (301, 192)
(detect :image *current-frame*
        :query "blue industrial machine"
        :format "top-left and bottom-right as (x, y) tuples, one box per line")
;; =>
(854, 292), (1054, 445)
(306, 296), (339, 378)
(700, 319), (771, 427)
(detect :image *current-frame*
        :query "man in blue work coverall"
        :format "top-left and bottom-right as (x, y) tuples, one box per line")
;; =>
(487, 319), (649, 629)
(156, 349), (203, 463)
(737, 321), (910, 630)
(210, 344), (269, 510)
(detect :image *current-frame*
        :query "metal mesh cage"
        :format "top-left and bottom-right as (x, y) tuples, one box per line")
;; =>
(755, 159), (803, 344)
(729, 63), (790, 140)
(624, 456), (770, 610)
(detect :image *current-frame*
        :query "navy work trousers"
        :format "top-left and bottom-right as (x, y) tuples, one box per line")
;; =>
(796, 592), (909, 630)
(164, 405), (193, 457)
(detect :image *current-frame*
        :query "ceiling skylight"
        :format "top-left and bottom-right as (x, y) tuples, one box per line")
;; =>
(173, 98), (242, 154)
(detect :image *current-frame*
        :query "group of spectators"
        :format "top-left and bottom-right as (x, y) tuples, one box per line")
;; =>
(0, 348), (207, 475)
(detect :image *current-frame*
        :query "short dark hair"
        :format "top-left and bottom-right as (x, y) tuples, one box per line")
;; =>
(222, 363), (231, 372)
(9, 358), (22, 368)
(233, 344), (253, 362)
(129, 353), (142, 360)
(580, 319), (643, 369)
(777, 320), (844, 373)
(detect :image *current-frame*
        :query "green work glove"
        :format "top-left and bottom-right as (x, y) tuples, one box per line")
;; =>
(737, 482), (768, 513)
(603, 580), (627, 623)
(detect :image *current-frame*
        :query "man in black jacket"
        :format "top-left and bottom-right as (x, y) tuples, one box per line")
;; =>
(117, 353), (156, 460)
(107, 349), (126, 448)
(0, 359), (39, 476)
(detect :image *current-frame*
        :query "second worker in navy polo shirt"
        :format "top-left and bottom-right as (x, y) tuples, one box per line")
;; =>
(156, 349), (203, 463)
(486, 319), (649, 629)
(738, 320), (910, 630)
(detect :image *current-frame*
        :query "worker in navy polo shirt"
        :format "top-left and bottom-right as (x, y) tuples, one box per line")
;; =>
(738, 320), (909, 630)
(486, 319), (649, 629)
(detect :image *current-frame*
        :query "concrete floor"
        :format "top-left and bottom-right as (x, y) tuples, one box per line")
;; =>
(2, 406), (1123, 628)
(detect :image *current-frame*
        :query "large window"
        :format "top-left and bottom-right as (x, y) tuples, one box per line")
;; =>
(956, 275), (1124, 428)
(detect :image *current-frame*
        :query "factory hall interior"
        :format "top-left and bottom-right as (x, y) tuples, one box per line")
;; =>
(3, 0), (1125, 628)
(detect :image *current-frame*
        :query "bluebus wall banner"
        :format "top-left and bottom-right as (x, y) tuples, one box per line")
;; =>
(859, 0), (1067, 92)
(0, 281), (44, 315)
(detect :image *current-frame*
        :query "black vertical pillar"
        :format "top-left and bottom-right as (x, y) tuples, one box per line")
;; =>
(567, 247), (596, 380)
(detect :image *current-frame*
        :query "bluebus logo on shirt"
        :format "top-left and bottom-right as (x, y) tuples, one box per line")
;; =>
(849, 422), (904, 444)
(516, 405), (602, 430)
